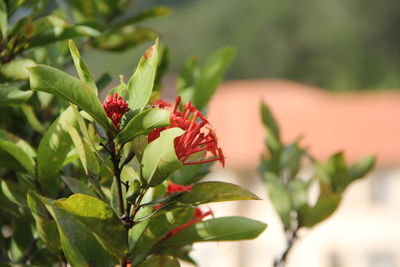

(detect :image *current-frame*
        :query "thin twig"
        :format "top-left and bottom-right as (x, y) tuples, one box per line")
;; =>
(274, 226), (300, 267)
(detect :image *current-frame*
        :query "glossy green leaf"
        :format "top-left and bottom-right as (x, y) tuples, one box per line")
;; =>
(158, 216), (267, 249)
(1, 179), (34, 207)
(68, 40), (97, 94)
(29, 65), (109, 128)
(20, 104), (45, 133)
(117, 108), (170, 144)
(27, 25), (100, 49)
(61, 176), (96, 197)
(0, 0), (7, 39)
(348, 155), (375, 182)
(0, 84), (32, 106)
(127, 39), (159, 112)
(53, 194), (128, 258)
(45, 200), (115, 266)
(113, 6), (171, 28)
(263, 172), (292, 230)
(142, 128), (184, 187)
(131, 206), (194, 264)
(192, 46), (235, 110)
(175, 181), (260, 205)
(65, 123), (99, 175)
(171, 162), (211, 185)
(27, 191), (61, 254)
(91, 26), (157, 52)
(0, 59), (36, 81)
(137, 255), (180, 267)
(299, 193), (341, 227)
(37, 107), (77, 188)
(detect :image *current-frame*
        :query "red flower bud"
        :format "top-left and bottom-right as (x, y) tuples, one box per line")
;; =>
(102, 93), (130, 131)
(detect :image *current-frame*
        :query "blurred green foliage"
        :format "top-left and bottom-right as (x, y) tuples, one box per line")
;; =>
(126, 0), (400, 91)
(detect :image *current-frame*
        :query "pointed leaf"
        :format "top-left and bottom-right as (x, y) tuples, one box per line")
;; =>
(68, 40), (97, 94)
(20, 104), (45, 133)
(192, 46), (235, 110)
(158, 216), (267, 249)
(348, 155), (375, 182)
(113, 6), (171, 28)
(0, 59), (36, 81)
(142, 128), (184, 187)
(127, 39), (159, 113)
(29, 65), (109, 128)
(53, 194), (128, 258)
(175, 181), (260, 205)
(117, 108), (170, 144)
(299, 192), (341, 227)
(0, 139), (35, 175)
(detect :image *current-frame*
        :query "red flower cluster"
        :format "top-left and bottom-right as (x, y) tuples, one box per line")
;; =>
(148, 96), (225, 167)
(161, 181), (213, 240)
(102, 93), (129, 130)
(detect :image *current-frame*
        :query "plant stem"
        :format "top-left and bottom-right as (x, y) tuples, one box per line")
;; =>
(274, 226), (299, 267)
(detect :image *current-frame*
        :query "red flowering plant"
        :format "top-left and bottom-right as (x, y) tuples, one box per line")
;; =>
(23, 38), (266, 267)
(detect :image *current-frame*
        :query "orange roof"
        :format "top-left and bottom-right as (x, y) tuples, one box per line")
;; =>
(208, 80), (400, 169)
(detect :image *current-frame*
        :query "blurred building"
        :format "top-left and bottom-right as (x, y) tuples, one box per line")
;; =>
(182, 80), (400, 267)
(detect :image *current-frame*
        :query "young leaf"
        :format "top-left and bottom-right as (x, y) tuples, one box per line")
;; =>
(137, 255), (180, 267)
(53, 194), (128, 258)
(29, 65), (109, 128)
(117, 108), (170, 144)
(157, 216), (267, 249)
(127, 39), (159, 113)
(174, 181), (260, 205)
(142, 128), (184, 187)
(260, 101), (280, 141)
(0, 85), (32, 106)
(192, 46), (235, 110)
(0, 139), (35, 175)
(348, 155), (375, 182)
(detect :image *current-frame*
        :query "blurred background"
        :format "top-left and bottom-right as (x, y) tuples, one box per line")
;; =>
(84, 0), (400, 266)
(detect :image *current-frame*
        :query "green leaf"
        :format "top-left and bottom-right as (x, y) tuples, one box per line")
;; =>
(65, 123), (99, 175)
(0, 139), (35, 175)
(137, 256), (180, 267)
(171, 162), (212, 185)
(37, 107), (77, 190)
(131, 206), (194, 265)
(113, 6), (171, 28)
(192, 46), (235, 110)
(1, 179), (34, 207)
(348, 155), (375, 182)
(0, 59), (36, 81)
(260, 101), (280, 141)
(175, 181), (260, 205)
(27, 25), (100, 49)
(177, 56), (199, 93)
(127, 39), (159, 113)
(299, 193), (341, 227)
(45, 200), (116, 266)
(27, 191), (61, 254)
(0, 0), (7, 39)
(263, 172), (292, 230)
(142, 128), (184, 187)
(91, 26), (157, 52)
(117, 108), (170, 144)
(53, 194), (128, 258)
(29, 65), (109, 128)
(61, 176), (97, 197)
(20, 104), (45, 133)
(0, 84), (32, 106)
(158, 216), (267, 249)
(68, 40), (97, 94)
